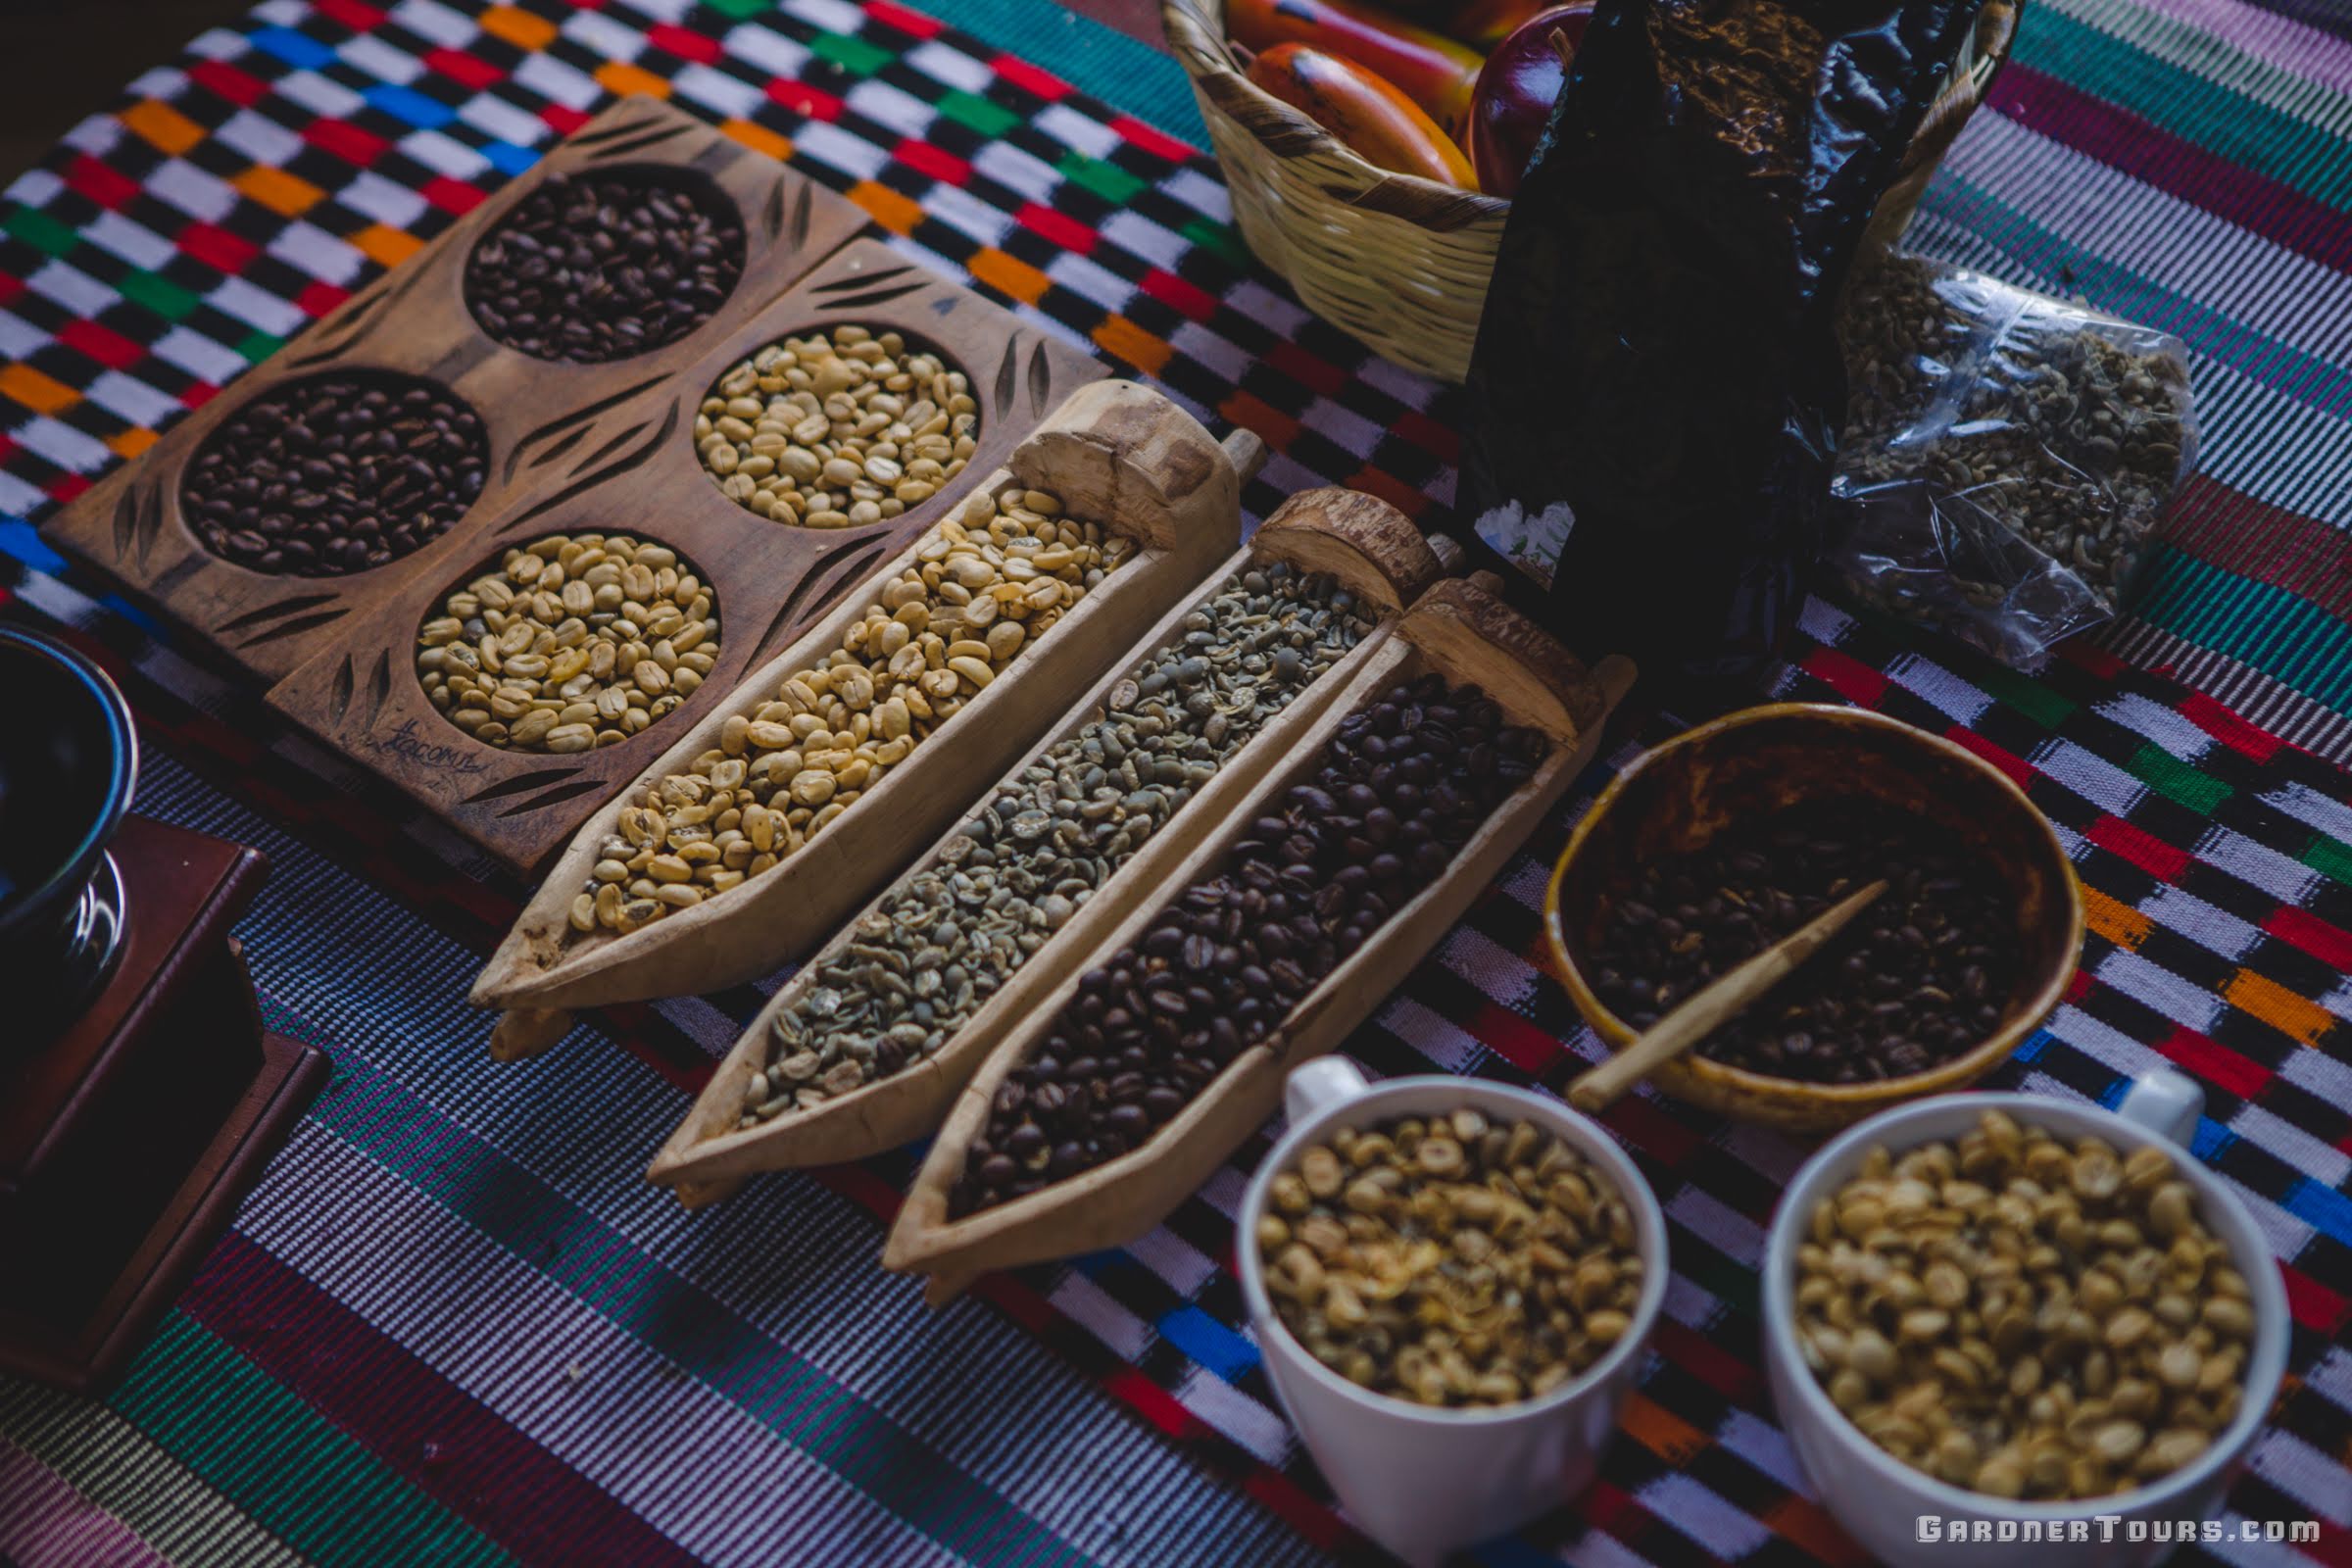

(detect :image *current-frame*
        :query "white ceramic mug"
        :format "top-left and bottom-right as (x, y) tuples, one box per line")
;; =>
(1237, 1059), (1671, 1566)
(1761, 1070), (2291, 1567)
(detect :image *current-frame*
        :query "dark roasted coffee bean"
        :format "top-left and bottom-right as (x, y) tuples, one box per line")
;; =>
(465, 170), (745, 364)
(1587, 797), (2019, 1085)
(949, 671), (1547, 1218)
(182, 371), (485, 577)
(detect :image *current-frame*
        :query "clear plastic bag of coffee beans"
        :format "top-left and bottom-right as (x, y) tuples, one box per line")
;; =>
(1832, 253), (2199, 665)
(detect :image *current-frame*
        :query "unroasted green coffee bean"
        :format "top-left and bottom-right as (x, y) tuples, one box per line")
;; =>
(1838, 254), (2191, 611)
(572, 484), (1126, 939)
(1258, 1111), (1644, 1407)
(953, 674), (1549, 1211)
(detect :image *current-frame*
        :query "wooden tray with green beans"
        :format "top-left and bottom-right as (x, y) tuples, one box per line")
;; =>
(881, 579), (1633, 1302)
(643, 487), (1457, 1205)
(469, 380), (1258, 1060)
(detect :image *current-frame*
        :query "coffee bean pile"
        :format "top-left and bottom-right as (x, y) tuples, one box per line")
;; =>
(417, 532), (714, 755)
(182, 372), (486, 576)
(465, 171), (744, 364)
(573, 483), (1123, 938)
(950, 673), (1549, 1216)
(1587, 798), (2019, 1084)
(1798, 1110), (2255, 1498)
(696, 327), (975, 528)
(744, 564), (1374, 1121)
(1260, 1111), (1646, 1407)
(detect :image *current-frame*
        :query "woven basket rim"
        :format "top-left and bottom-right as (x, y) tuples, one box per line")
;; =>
(1161, 0), (2019, 232)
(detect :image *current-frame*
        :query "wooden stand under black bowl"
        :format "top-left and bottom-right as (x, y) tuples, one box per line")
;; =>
(0, 815), (326, 1393)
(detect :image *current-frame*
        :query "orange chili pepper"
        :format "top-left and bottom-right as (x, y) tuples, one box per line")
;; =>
(1245, 42), (1478, 186)
(1228, 0), (1483, 142)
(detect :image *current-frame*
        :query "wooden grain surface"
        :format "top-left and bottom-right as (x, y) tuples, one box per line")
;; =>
(0, 817), (265, 1186)
(0, 816), (326, 1393)
(264, 232), (1107, 872)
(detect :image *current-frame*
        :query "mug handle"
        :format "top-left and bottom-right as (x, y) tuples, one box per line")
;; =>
(2115, 1067), (2204, 1149)
(1286, 1058), (1369, 1124)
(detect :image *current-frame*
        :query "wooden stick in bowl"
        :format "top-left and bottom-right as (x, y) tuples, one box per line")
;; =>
(1566, 880), (1887, 1113)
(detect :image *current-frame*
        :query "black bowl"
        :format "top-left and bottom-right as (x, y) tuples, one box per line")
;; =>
(0, 625), (136, 1039)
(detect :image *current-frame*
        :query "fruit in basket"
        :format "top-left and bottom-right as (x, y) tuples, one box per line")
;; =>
(1446, 0), (1557, 49)
(1467, 2), (1592, 196)
(1247, 42), (1479, 186)
(1228, 0), (1483, 141)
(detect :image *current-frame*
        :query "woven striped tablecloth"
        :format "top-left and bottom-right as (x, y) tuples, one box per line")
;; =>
(0, 2), (2347, 1565)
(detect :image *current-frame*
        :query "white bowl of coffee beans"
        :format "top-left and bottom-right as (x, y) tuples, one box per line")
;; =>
(1761, 1070), (2289, 1567)
(1239, 1058), (1669, 1567)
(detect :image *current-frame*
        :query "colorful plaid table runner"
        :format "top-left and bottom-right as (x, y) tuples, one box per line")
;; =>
(0, 2), (2347, 1566)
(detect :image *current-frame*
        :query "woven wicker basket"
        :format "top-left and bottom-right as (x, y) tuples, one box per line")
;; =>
(1162, 0), (2019, 383)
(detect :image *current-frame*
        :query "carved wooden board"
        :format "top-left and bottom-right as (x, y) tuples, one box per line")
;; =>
(37, 96), (868, 683)
(266, 237), (1107, 872)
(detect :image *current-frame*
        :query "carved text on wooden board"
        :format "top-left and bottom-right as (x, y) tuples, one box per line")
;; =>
(364, 717), (492, 777)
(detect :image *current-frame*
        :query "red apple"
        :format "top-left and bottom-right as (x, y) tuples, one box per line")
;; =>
(1468, 2), (1593, 198)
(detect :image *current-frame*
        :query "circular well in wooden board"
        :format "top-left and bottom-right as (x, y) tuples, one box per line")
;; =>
(407, 526), (724, 758)
(683, 319), (984, 538)
(643, 293), (1042, 566)
(175, 365), (492, 580)
(460, 162), (752, 367)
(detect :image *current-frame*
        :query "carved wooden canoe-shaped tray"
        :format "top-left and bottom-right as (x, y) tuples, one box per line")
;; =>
(39, 96), (867, 683)
(464, 381), (1256, 1058)
(268, 236), (1106, 874)
(882, 579), (1634, 1300)
(643, 488), (1454, 1203)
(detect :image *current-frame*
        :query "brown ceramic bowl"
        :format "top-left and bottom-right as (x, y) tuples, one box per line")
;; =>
(1543, 704), (2083, 1132)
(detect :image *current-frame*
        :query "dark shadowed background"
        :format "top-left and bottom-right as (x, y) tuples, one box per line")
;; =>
(0, 2), (257, 179)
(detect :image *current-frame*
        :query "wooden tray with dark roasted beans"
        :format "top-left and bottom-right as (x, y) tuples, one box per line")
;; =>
(457, 381), (1261, 1058)
(641, 487), (1458, 1205)
(39, 96), (867, 683)
(881, 579), (1634, 1301)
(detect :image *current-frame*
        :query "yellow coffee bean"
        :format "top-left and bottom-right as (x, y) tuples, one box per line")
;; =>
(581, 481), (1123, 938)
(415, 533), (716, 758)
(1797, 1110), (2258, 1504)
